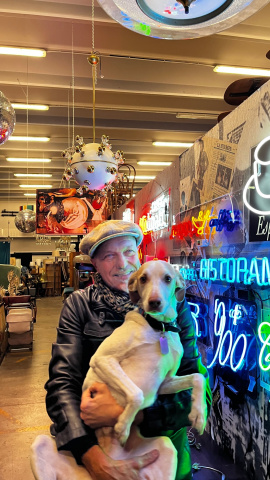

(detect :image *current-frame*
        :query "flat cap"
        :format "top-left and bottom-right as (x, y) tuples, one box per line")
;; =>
(79, 220), (143, 258)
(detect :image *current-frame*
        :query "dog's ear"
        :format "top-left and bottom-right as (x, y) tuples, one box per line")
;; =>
(128, 271), (140, 304)
(175, 272), (185, 302)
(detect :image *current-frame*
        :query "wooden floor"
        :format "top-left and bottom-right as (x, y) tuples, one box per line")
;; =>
(0, 295), (250, 480)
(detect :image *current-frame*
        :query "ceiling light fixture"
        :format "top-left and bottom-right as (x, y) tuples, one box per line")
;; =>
(214, 65), (270, 77)
(12, 103), (49, 111)
(0, 46), (46, 57)
(24, 193), (37, 197)
(7, 158), (52, 164)
(134, 175), (155, 180)
(176, 112), (218, 120)
(20, 184), (52, 188)
(153, 141), (193, 148)
(14, 173), (52, 178)
(137, 161), (172, 166)
(8, 136), (50, 142)
(97, 0), (269, 40)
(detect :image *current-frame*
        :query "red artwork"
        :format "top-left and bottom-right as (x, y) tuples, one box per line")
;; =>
(36, 188), (108, 235)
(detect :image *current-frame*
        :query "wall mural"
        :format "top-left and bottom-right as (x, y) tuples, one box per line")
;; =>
(36, 188), (108, 235)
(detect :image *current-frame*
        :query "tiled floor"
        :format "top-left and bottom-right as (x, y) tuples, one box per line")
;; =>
(0, 295), (249, 480)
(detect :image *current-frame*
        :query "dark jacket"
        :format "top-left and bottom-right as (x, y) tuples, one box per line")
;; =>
(45, 285), (212, 478)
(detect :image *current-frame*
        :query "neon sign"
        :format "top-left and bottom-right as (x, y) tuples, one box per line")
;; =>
(243, 136), (270, 215)
(170, 208), (241, 240)
(187, 301), (208, 339)
(139, 192), (169, 235)
(258, 322), (270, 372)
(208, 297), (257, 376)
(200, 256), (270, 286)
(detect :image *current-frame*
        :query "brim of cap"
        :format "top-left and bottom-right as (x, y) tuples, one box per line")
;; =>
(89, 232), (141, 258)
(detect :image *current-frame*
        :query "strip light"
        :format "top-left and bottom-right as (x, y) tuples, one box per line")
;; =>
(12, 103), (49, 111)
(153, 141), (193, 148)
(214, 65), (270, 77)
(0, 46), (46, 57)
(24, 193), (37, 197)
(137, 161), (172, 166)
(134, 175), (155, 180)
(9, 136), (50, 142)
(20, 184), (52, 188)
(7, 158), (51, 163)
(14, 173), (52, 178)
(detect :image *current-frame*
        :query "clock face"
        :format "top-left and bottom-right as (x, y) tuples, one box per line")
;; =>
(136, 0), (234, 25)
(97, 0), (269, 39)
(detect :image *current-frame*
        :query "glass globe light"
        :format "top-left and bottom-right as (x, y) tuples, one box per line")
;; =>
(15, 209), (36, 233)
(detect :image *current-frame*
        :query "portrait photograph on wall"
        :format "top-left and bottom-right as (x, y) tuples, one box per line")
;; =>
(36, 188), (108, 235)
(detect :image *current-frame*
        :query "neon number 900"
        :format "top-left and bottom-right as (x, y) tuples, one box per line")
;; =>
(208, 299), (247, 372)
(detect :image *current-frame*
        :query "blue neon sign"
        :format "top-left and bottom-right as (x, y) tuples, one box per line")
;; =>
(187, 300), (208, 339)
(200, 256), (270, 286)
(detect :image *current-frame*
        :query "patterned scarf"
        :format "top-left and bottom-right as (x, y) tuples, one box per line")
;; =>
(94, 273), (135, 316)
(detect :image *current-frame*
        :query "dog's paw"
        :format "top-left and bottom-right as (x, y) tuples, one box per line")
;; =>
(114, 422), (131, 446)
(188, 405), (207, 435)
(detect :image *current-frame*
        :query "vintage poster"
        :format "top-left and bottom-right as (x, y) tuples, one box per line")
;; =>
(36, 188), (108, 235)
(192, 137), (238, 205)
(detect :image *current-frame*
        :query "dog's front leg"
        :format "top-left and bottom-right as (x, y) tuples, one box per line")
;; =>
(91, 355), (144, 445)
(158, 374), (207, 434)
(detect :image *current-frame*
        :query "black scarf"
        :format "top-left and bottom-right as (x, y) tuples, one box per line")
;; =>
(94, 273), (135, 316)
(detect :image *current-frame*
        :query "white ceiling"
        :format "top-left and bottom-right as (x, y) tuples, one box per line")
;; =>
(1, 0), (270, 201)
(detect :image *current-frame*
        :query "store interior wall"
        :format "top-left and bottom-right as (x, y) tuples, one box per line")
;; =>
(114, 79), (270, 480)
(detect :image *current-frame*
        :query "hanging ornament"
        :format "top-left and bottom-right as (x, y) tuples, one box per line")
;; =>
(14, 207), (36, 233)
(0, 91), (16, 145)
(61, 2), (126, 193)
(97, 0), (269, 40)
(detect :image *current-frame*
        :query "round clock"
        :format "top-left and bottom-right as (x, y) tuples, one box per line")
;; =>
(97, 0), (270, 39)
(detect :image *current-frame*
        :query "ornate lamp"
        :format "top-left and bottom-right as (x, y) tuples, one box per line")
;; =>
(62, 3), (125, 195)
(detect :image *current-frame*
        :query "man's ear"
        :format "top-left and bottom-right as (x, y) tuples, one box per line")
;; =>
(175, 272), (185, 302)
(128, 271), (140, 304)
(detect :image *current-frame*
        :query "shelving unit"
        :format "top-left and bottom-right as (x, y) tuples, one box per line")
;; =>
(45, 263), (61, 296)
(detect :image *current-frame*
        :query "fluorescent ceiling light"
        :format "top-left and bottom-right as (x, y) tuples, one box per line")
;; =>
(14, 173), (52, 178)
(9, 136), (50, 142)
(176, 112), (217, 120)
(214, 65), (270, 77)
(24, 193), (37, 197)
(12, 103), (49, 111)
(20, 184), (52, 188)
(137, 161), (172, 166)
(7, 158), (51, 163)
(153, 141), (193, 148)
(135, 175), (155, 180)
(0, 46), (46, 57)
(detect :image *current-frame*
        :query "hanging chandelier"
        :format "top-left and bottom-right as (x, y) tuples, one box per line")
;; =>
(62, 2), (125, 195)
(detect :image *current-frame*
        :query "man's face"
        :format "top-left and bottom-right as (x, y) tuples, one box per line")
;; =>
(91, 236), (140, 292)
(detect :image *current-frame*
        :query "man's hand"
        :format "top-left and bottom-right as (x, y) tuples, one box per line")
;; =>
(80, 382), (124, 429)
(82, 444), (159, 480)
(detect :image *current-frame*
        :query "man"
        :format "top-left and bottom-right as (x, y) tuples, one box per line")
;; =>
(45, 220), (211, 480)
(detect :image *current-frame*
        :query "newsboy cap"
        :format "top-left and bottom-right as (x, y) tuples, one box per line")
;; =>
(79, 220), (143, 258)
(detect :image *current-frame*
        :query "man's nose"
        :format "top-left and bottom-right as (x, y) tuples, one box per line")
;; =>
(117, 253), (127, 269)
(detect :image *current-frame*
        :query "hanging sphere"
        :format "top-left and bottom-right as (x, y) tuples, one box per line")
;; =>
(70, 142), (118, 191)
(14, 209), (36, 233)
(0, 91), (16, 145)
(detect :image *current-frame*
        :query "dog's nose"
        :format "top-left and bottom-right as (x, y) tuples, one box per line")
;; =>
(148, 299), (162, 310)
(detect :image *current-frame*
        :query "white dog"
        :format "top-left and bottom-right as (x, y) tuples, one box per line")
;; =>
(82, 260), (207, 479)
(31, 260), (207, 480)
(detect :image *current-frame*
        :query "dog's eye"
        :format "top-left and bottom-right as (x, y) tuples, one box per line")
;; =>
(164, 275), (172, 283)
(140, 275), (147, 284)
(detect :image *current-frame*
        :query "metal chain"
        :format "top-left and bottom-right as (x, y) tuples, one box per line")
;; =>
(92, 0), (95, 52)
(72, 23), (75, 146)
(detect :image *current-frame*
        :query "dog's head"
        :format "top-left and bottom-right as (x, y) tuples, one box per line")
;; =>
(128, 260), (185, 322)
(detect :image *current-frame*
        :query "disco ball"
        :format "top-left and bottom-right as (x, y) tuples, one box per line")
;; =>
(0, 91), (16, 145)
(15, 209), (36, 233)
(62, 135), (124, 193)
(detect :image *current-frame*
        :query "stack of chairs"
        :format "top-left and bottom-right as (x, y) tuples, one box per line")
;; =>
(3, 295), (35, 351)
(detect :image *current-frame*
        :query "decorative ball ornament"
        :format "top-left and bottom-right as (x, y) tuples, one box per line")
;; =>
(15, 209), (36, 233)
(0, 90), (16, 145)
(62, 135), (125, 193)
(97, 0), (270, 40)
